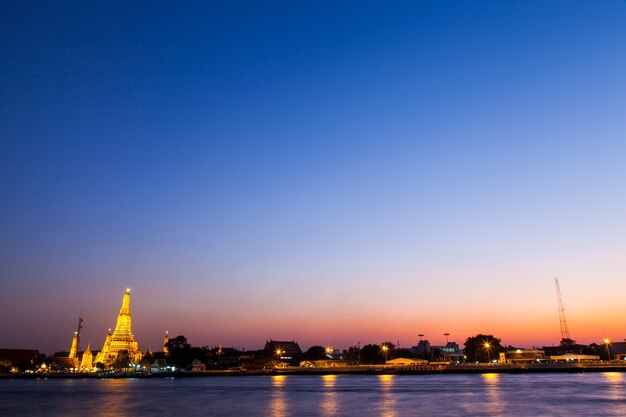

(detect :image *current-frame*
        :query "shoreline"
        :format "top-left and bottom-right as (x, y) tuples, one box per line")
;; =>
(4, 363), (626, 379)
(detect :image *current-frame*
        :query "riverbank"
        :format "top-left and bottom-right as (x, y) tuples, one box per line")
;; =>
(3, 361), (626, 379)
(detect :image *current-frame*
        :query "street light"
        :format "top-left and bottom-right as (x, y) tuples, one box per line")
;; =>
(604, 338), (612, 361)
(444, 333), (450, 344)
(325, 346), (333, 356)
(276, 348), (283, 361)
(484, 342), (491, 364)
(381, 345), (389, 363)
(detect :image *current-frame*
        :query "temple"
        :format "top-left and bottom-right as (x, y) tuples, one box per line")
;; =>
(94, 288), (142, 365)
(80, 343), (93, 370)
(68, 332), (79, 359)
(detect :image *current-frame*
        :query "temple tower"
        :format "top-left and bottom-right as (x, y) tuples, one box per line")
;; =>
(80, 343), (93, 370)
(68, 311), (83, 359)
(163, 331), (169, 354)
(94, 289), (142, 366)
(69, 332), (79, 359)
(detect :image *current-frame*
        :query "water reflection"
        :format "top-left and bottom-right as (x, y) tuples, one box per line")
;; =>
(481, 373), (504, 416)
(320, 375), (338, 417)
(603, 372), (626, 402)
(93, 379), (133, 417)
(270, 375), (288, 417)
(378, 375), (396, 417)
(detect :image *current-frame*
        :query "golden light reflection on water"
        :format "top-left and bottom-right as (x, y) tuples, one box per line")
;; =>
(270, 375), (287, 417)
(603, 372), (626, 409)
(272, 375), (286, 387)
(321, 375), (338, 417)
(378, 374), (396, 417)
(481, 373), (504, 416)
(93, 379), (132, 417)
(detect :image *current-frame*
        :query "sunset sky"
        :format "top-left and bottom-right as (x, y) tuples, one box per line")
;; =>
(2, 1), (626, 354)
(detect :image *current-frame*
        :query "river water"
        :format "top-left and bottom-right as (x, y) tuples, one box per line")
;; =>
(2, 373), (626, 416)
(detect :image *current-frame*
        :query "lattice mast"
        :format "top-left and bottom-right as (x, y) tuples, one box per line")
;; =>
(554, 277), (570, 341)
(76, 310), (84, 352)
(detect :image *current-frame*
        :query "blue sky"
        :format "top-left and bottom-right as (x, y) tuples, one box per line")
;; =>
(1, 1), (626, 353)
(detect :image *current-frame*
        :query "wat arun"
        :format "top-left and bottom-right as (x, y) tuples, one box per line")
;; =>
(94, 288), (142, 365)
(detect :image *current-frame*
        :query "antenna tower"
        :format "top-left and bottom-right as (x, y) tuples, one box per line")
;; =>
(554, 277), (570, 341)
(76, 310), (84, 352)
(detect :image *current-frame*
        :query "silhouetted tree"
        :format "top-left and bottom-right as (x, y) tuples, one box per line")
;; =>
(167, 335), (191, 351)
(166, 335), (209, 369)
(395, 348), (414, 359)
(360, 344), (383, 364)
(463, 334), (503, 363)
(302, 346), (327, 361)
(110, 350), (131, 370)
(560, 338), (577, 347)
(142, 350), (154, 366)
(342, 346), (361, 364)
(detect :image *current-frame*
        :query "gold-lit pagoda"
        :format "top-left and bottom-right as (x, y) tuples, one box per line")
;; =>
(68, 311), (83, 363)
(69, 332), (79, 359)
(80, 343), (93, 370)
(94, 288), (142, 365)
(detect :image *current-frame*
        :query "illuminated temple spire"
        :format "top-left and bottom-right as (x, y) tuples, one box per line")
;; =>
(69, 332), (79, 359)
(80, 343), (93, 370)
(114, 288), (133, 339)
(68, 311), (83, 359)
(94, 288), (142, 366)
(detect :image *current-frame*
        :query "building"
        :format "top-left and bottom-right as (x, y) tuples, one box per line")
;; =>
(68, 332), (79, 359)
(151, 359), (172, 373)
(262, 340), (303, 366)
(163, 331), (169, 355)
(411, 340), (432, 358)
(501, 349), (545, 363)
(80, 343), (93, 370)
(386, 358), (428, 366)
(550, 353), (600, 362)
(542, 343), (590, 357)
(191, 359), (206, 371)
(94, 289), (142, 366)
(300, 359), (349, 368)
(411, 340), (464, 362)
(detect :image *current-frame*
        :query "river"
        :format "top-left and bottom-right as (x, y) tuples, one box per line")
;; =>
(2, 372), (626, 416)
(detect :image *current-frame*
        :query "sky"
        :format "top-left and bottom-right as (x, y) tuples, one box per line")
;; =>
(1, 1), (626, 354)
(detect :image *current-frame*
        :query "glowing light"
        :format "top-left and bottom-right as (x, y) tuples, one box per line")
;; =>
(126, 288), (131, 293)
(481, 373), (499, 381)
(604, 338), (611, 345)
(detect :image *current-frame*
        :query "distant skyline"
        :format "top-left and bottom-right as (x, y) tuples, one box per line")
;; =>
(2, 1), (626, 354)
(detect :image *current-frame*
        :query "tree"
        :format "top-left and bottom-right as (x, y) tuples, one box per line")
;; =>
(463, 334), (503, 363)
(165, 335), (209, 369)
(142, 350), (154, 367)
(360, 344), (381, 364)
(342, 346), (361, 364)
(302, 346), (327, 361)
(559, 338), (577, 347)
(110, 350), (131, 370)
(167, 335), (191, 351)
